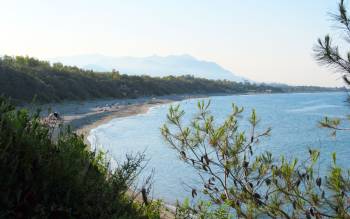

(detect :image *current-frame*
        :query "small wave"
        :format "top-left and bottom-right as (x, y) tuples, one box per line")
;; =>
(286, 104), (341, 113)
(300, 99), (322, 105)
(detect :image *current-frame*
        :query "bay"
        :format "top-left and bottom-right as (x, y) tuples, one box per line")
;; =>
(88, 92), (350, 204)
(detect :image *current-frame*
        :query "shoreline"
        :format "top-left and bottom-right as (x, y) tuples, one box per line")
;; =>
(75, 98), (175, 147)
(42, 94), (208, 148)
(46, 91), (345, 148)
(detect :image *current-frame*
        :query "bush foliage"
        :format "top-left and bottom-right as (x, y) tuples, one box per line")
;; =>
(0, 96), (160, 218)
(162, 101), (350, 218)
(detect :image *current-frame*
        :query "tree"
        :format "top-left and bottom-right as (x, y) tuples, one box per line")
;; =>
(111, 69), (121, 80)
(160, 2), (350, 218)
(314, 0), (350, 134)
(314, 0), (350, 87)
(162, 101), (350, 218)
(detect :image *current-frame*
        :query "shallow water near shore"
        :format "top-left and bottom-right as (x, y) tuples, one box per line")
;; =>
(88, 92), (350, 204)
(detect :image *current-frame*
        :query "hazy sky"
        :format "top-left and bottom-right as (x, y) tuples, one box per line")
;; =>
(0, 0), (345, 86)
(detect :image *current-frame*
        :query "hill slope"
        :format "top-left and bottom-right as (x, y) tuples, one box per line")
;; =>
(0, 55), (280, 104)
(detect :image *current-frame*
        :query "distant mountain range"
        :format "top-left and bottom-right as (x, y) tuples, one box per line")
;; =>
(49, 54), (246, 82)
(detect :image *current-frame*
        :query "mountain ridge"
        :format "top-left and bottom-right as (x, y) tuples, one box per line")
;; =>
(49, 54), (246, 82)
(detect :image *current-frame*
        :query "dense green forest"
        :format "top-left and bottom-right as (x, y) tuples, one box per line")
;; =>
(0, 55), (338, 104)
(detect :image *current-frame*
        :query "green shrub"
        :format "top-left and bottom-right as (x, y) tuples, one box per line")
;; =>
(162, 101), (350, 218)
(0, 96), (158, 218)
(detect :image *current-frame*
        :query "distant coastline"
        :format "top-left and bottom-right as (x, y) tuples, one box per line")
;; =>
(2, 55), (342, 105)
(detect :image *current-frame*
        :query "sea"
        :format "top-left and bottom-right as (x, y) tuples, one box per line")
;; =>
(87, 92), (350, 204)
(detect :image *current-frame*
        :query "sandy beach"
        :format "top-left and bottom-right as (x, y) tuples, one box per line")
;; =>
(37, 94), (211, 148)
(37, 95), (198, 147)
(71, 98), (174, 146)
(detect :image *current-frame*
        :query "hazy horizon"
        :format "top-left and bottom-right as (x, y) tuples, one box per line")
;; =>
(0, 0), (344, 87)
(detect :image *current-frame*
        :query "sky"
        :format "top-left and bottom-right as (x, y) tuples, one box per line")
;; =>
(0, 0), (346, 86)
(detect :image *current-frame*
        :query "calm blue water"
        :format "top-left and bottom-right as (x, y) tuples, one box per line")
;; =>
(88, 92), (350, 204)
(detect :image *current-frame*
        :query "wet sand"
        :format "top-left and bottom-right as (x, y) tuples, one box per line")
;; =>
(36, 95), (201, 146)
(72, 99), (173, 146)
